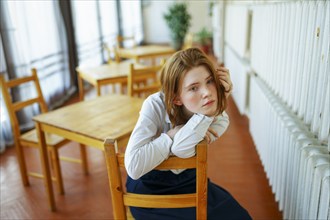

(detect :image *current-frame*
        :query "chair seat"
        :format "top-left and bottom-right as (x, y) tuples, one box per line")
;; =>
(20, 129), (68, 147)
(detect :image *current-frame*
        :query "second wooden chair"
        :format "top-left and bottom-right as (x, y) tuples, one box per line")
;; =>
(127, 61), (165, 98)
(0, 69), (89, 195)
(103, 43), (121, 64)
(116, 35), (137, 49)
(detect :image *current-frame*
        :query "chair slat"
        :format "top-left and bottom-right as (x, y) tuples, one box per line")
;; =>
(123, 193), (196, 208)
(6, 75), (35, 88)
(155, 156), (196, 169)
(117, 154), (196, 169)
(12, 98), (40, 112)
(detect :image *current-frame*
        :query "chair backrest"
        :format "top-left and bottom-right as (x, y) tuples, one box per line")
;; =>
(103, 43), (121, 64)
(127, 62), (164, 98)
(117, 35), (136, 49)
(0, 68), (47, 138)
(103, 138), (208, 220)
(182, 32), (194, 50)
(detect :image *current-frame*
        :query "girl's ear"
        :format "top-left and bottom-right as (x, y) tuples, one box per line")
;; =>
(173, 96), (183, 106)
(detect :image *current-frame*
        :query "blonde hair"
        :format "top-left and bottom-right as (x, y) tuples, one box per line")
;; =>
(160, 47), (227, 126)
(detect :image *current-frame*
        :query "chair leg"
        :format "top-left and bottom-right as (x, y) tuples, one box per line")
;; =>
(79, 144), (89, 175)
(96, 85), (101, 96)
(48, 150), (54, 170)
(50, 148), (65, 195)
(15, 142), (30, 186)
(121, 82), (127, 94)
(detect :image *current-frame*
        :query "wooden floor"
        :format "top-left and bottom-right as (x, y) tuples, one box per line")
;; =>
(0, 94), (283, 219)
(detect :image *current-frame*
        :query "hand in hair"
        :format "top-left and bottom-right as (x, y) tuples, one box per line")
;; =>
(216, 67), (233, 98)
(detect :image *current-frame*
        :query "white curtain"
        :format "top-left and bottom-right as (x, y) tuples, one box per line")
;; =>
(99, 0), (119, 48)
(0, 0), (73, 153)
(0, 0), (145, 153)
(120, 0), (143, 45)
(71, 0), (103, 66)
(1, 0), (72, 105)
(0, 34), (13, 153)
(71, 0), (143, 67)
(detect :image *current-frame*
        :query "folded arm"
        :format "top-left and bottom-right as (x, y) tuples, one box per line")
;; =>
(171, 111), (229, 158)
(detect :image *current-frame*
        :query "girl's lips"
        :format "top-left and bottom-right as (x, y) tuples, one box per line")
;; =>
(203, 100), (215, 107)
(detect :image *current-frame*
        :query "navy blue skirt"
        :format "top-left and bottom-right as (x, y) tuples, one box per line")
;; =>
(126, 169), (252, 220)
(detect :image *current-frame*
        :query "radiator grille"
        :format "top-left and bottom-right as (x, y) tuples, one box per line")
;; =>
(238, 1), (329, 219)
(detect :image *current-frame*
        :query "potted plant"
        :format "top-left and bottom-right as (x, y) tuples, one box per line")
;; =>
(164, 2), (191, 50)
(195, 27), (213, 54)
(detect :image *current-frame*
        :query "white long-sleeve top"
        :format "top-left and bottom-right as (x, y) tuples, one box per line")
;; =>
(125, 92), (229, 180)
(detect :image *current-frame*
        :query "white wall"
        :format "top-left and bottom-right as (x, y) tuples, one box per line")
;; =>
(142, 0), (172, 44)
(142, 0), (212, 44)
(223, 3), (251, 115)
(212, 2), (225, 62)
(225, 4), (250, 58)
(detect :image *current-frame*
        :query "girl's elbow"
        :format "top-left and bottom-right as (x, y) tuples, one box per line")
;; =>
(125, 164), (142, 180)
(128, 172), (140, 180)
(125, 159), (142, 180)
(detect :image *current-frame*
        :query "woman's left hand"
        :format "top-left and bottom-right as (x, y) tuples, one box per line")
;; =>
(205, 127), (218, 144)
(216, 67), (233, 98)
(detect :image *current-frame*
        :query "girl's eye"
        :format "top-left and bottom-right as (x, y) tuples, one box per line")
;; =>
(189, 86), (198, 92)
(207, 78), (214, 84)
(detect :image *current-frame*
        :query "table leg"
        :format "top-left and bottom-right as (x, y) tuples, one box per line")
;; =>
(78, 72), (85, 101)
(97, 85), (101, 96)
(35, 122), (56, 211)
(80, 144), (89, 175)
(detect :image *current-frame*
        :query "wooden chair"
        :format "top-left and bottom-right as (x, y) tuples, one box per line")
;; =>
(103, 42), (138, 65)
(182, 32), (194, 50)
(0, 69), (88, 195)
(116, 35), (136, 49)
(103, 138), (208, 220)
(127, 61), (164, 98)
(101, 43), (138, 94)
(103, 43), (121, 64)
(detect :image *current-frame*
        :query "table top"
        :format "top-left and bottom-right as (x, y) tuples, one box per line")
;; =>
(76, 61), (145, 82)
(33, 94), (144, 142)
(118, 45), (175, 59)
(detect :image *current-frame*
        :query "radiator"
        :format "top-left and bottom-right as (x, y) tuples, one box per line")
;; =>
(247, 1), (329, 219)
(250, 0), (329, 144)
(249, 76), (329, 220)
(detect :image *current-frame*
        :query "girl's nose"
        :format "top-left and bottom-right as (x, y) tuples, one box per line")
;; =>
(201, 86), (211, 97)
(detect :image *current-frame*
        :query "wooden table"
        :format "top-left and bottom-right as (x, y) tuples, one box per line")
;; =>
(76, 61), (145, 100)
(33, 94), (144, 211)
(117, 45), (175, 64)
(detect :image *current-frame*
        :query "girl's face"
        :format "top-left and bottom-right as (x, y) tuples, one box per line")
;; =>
(174, 66), (218, 117)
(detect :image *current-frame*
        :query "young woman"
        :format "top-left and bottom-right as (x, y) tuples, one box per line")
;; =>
(125, 48), (252, 220)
